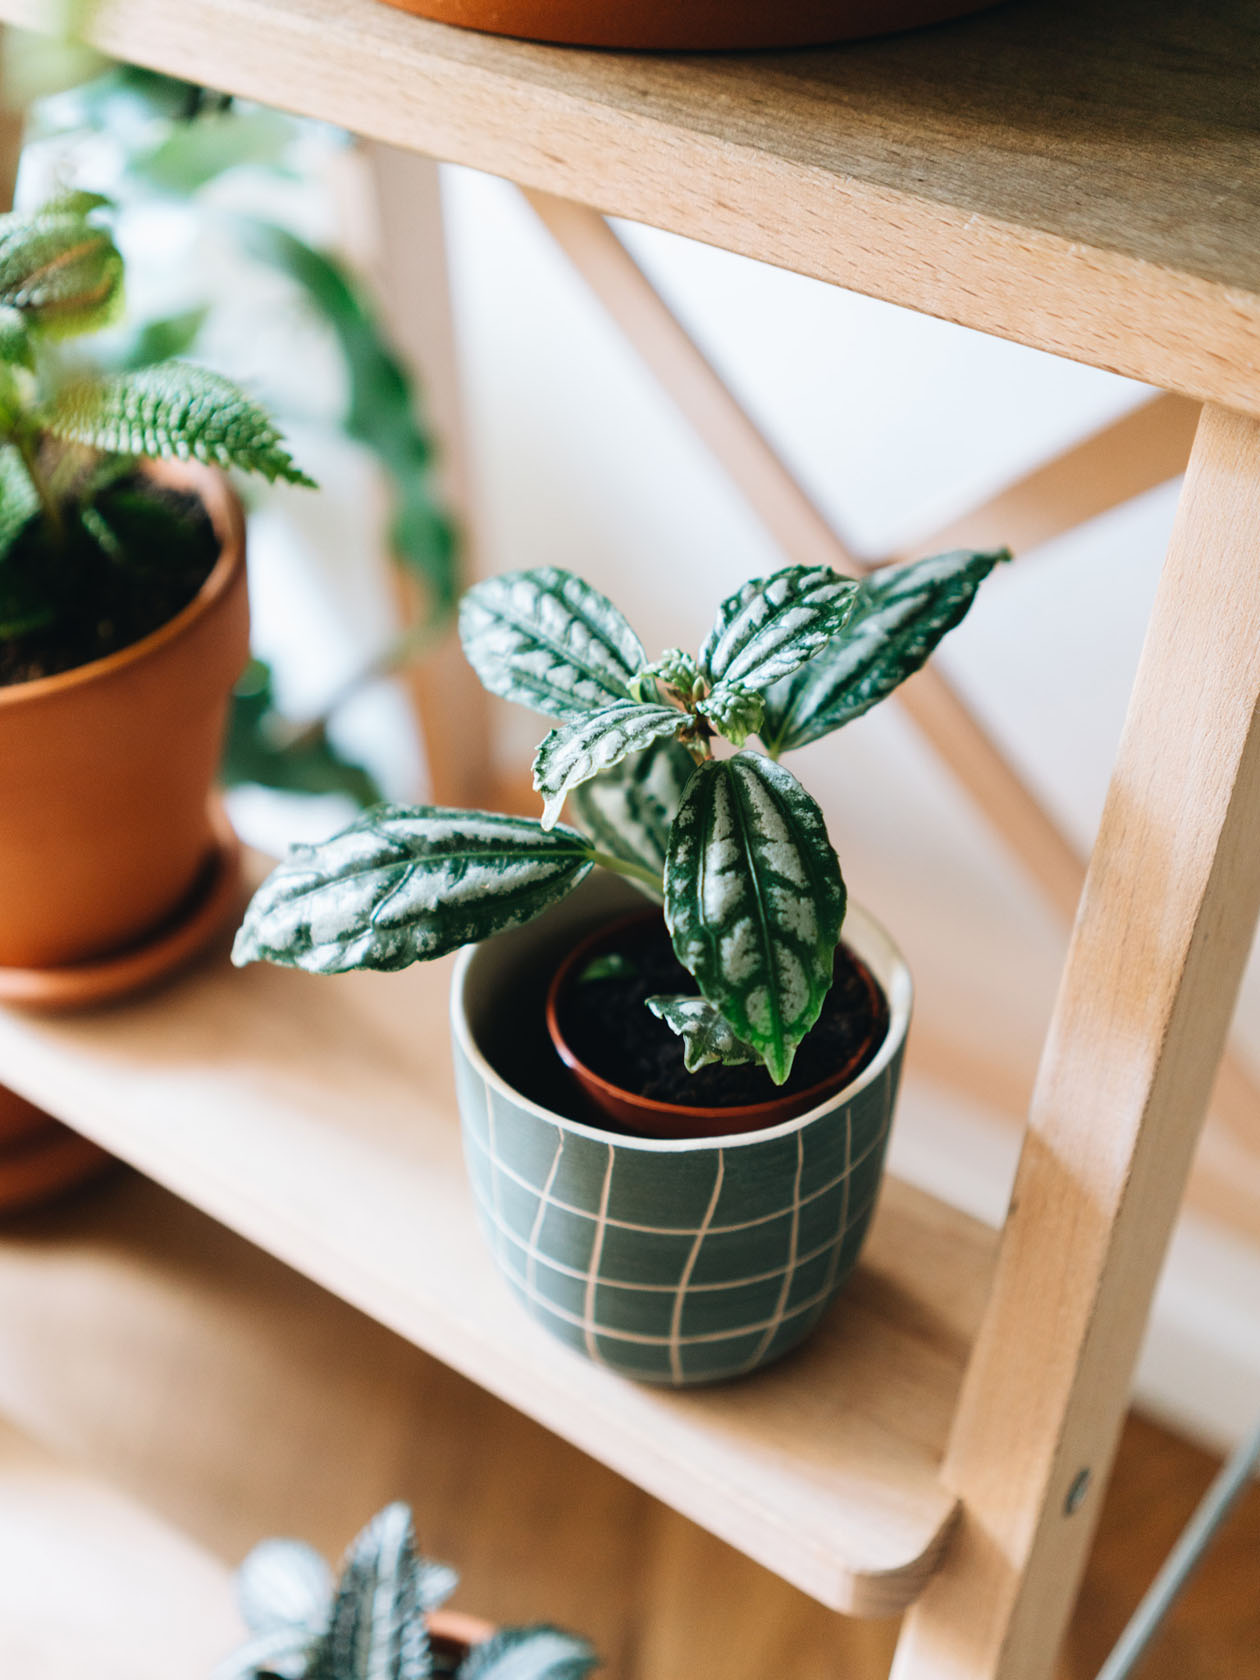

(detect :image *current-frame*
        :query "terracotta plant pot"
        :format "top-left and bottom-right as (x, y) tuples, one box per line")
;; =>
(0, 1087), (113, 1217)
(545, 909), (885, 1139)
(376, 0), (1001, 50)
(451, 874), (911, 1386)
(0, 464), (248, 1213)
(429, 1609), (496, 1668)
(0, 464), (248, 985)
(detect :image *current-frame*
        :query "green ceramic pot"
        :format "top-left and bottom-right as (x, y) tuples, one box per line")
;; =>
(450, 876), (911, 1387)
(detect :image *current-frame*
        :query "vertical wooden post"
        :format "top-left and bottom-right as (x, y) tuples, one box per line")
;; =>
(892, 403), (1260, 1679)
(363, 144), (495, 809)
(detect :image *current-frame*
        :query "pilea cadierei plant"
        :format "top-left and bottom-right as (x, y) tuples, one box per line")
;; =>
(234, 549), (1006, 1087)
(216, 1501), (597, 1680)
(0, 192), (310, 677)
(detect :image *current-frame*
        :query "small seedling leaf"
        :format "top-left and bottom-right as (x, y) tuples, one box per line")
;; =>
(645, 995), (759, 1072)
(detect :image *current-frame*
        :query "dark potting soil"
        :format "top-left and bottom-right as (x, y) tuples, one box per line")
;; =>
(0, 478), (219, 688)
(556, 916), (888, 1110)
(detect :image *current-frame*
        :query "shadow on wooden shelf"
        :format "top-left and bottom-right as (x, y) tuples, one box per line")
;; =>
(0, 862), (999, 1619)
(0, 1176), (1254, 1680)
(0, 1172), (901, 1680)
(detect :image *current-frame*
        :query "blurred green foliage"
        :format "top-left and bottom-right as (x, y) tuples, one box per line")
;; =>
(23, 60), (457, 807)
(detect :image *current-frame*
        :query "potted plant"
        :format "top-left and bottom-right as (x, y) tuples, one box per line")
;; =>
(0, 191), (310, 1207)
(234, 551), (1005, 1384)
(217, 1501), (597, 1680)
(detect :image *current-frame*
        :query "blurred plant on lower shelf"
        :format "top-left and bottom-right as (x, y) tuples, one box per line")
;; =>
(217, 1502), (598, 1680)
(10, 46), (458, 808)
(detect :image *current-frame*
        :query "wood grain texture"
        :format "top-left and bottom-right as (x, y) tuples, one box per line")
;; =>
(0, 1413), (239, 1680)
(0, 896), (997, 1617)
(893, 404), (1260, 1680)
(896, 395), (1202, 565)
(364, 145), (495, 809)
(0, 1172), (907, 1679)
(2, 0), (1258, 410)
(1061, 1414), (1260, 1680)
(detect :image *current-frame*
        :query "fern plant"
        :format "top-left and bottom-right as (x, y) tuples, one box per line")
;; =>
(216, 1502), (597, 1680)
(234, 549), (1006, 1087)
(0, 192), (309, 678)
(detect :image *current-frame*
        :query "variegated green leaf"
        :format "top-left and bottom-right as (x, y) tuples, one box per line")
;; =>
(414, 1559), (458, 1614)
(237, 1538), (333, 1636)
(212, 1623), (320, 1680)
(0, 201), (123, 338)
(698, 565), (857, 696)
(459, 568), (646, 721)
(533, 702), (683, 829)
(310, 1503), (428, 1680)
(761, 548), (1009, 753)
(665, 753), (845, 1085)
(232, 806), (594, 974)
(459, 1626), (599, 1680)
(568, 739), (695, 895)
(646, 995), (758, 1072)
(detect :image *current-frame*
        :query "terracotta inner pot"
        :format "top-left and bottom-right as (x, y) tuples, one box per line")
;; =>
(0, 466), (248, 972)
(374, 0), (1003, 50)
(545, 908), (886, 1139)
(428, 1608), (496, 1663)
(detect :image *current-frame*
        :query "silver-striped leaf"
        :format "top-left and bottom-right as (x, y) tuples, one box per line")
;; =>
(237, 1538), (333, 1636)
(568, 738), (696, 895)
(213, 1624), (320, 1680)
(533, 702), (683, 829)
(698, 565), (857, 697)
(761, 548), (1009, 753)
(232, 806), (594, 974)
(459, 1626), (599, 1680)
(415, 1559), (458, 1614)
(665, 753), (845, 1085)
(311, 1504), (428, 1680)
(459, 568), (646, 721)
(646, 995), (758, 1072)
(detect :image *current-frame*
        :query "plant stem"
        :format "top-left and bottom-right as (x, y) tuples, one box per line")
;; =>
(13, 431), (63, 542)
(589, 850), (665, 894)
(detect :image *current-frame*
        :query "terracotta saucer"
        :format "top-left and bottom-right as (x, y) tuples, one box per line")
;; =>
(0, 805), (243, 1013)
(0, 1121), (114, 1215)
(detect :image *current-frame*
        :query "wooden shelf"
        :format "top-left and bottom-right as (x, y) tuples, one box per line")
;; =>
(0, 1414), (238, 1679)
(0, 896), (997, 1619)
(0, 1170), (908, 1676)
(0, 0), (1257, 414)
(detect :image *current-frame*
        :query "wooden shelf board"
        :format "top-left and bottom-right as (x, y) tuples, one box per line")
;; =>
(0, 1170), (908, 1677)
(0, 887), (997, 1618)
(0, 0), (1256, 413)
(0, 1414), (239, 1680)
